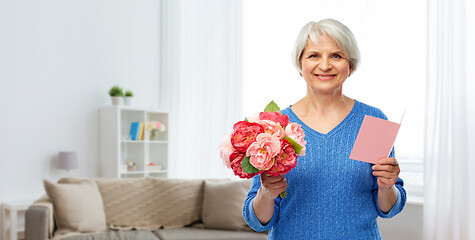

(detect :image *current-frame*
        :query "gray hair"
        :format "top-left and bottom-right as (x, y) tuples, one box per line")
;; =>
(291, 19), (361, 73)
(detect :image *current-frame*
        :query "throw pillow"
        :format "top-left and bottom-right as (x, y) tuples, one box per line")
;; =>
(43, 179), (107, 234)
(94, 178), (204, 230)
(202, 179), (252, 231)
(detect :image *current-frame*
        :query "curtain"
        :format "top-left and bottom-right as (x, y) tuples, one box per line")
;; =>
(423, 0), (475, 239)
(160, 0), (242, 179)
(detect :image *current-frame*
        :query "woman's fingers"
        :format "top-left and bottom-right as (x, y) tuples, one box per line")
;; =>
(377, 157), (399, 166)
(372, 164), (398, 172)
(372, 170), (397, 179)
(264, 178), (287, 190)
(262, 173), (286, 183)
(373, 158), (400, 189)
(260, 173), (288, 198)
(372, 158), (400, 174)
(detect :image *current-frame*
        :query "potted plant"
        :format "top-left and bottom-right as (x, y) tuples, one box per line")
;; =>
(109, 85), (124, 105)
(124, 90), (134, 106)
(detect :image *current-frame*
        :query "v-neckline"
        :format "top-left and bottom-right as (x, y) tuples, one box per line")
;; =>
(287, 100), (359, 138)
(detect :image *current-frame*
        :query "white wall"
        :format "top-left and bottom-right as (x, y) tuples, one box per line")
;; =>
(379, 203), (423, 240)
(0, 0), (161, 237)
(0, 1), (424, 239)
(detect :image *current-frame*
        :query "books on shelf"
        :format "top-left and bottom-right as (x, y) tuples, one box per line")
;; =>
(129, 122), (146, 141)
(139, 122), (144, 140)
(129, 122), (140, 140)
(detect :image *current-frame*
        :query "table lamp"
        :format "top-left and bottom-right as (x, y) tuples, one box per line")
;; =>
(57, 151), (79, 172)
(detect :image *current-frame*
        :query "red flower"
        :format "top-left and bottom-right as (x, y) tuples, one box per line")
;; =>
(267, 139), (298, 176)
(229, 152), (260, 179)
(231, 121), (264, 152)
(259, 111), (290, 128)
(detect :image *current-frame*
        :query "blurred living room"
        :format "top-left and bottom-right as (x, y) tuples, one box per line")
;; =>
(0, 0), (474, 239)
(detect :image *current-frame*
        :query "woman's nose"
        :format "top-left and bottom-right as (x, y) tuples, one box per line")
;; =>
(319, 58), (332, 71)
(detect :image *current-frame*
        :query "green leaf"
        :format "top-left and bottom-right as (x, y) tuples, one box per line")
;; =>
(284, 136), (303, 155)
(244, 117), (249, 122)
(264, 100), (280, 112)
(241, 156), (260, 173)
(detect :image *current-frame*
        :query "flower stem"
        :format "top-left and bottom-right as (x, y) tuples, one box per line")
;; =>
(279, 190), (288, 198)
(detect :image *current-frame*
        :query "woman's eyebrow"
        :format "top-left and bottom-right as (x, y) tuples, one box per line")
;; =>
(304, 50), (319, 54)
(330, 51), (344, 55)
(305, 50), (344, 55)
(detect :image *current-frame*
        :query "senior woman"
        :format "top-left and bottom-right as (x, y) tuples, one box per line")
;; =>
(243, 19), (406, 239)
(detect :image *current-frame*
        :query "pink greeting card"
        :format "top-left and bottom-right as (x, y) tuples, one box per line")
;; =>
(349, 115), (401, 164)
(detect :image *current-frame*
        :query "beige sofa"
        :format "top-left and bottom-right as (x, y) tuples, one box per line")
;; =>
(25, 177), (266, 240)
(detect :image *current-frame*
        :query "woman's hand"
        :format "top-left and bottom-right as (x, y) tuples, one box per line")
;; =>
(372, 157), (400, 190)
(372, 157), (400, 213)
(259, 172), (288, 199)
(252, 173), (288, 224)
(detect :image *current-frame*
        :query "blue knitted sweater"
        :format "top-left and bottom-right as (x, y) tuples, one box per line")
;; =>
(243, 100), (406, 240)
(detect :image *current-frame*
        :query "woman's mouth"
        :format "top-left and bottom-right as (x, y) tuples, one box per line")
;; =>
(315, 74), (336, 80)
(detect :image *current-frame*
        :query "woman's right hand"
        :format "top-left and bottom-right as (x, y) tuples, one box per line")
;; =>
(253, 172), (288, 224)
(259, 172), (288, 199)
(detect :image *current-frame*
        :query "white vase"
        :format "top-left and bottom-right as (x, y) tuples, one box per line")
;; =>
(111, 96), (123, 105)
(124, 97), (133, 106)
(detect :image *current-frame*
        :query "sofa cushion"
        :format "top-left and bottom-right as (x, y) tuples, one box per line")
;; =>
(43, 179), (107, 234)
(153, 228), (267, 240)
(201, 179), (251, 231)
(92, 177), (204, 229)
(55, 230), (159, 240)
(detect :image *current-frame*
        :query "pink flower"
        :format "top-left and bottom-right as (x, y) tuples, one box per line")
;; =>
(246, 133), (281, 170)
(231, 121), (265, 152)
(259, 111), (290, 128)
(219, 135), (234, 168)
(246, 113), (260, 122)
(257, 120), (284, 139)
(284, 123), (306, 156)
(230, 152), (260, 179)
(267, 139), (298, 176)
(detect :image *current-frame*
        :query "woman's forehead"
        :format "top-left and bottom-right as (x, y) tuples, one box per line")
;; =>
(304, 35), (342, 52)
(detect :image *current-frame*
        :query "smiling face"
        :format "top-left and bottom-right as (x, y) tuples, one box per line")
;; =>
(300, 34), (351, 95)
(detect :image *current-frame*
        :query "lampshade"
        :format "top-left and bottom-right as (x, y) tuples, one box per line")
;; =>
(57, 151), (79, 171)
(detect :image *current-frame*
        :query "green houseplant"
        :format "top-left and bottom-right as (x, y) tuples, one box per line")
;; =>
(109, 85), (124, 105)
(124, 90), (134, 106)
(125, 90), (134, 97)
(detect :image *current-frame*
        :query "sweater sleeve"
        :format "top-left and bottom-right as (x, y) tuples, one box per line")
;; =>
(371, 147), (407, 218)
(243, 175), (281, 232)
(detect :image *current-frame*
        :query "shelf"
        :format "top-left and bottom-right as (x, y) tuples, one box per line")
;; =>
(3, 200), (32, 240)
(121, 140), (168, 144)
(115, 105), (168, 113)
(100, 106), (168, 178)
(121, 170), (168, 175)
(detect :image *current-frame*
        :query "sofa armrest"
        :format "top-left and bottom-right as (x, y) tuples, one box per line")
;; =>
(25, 196), (55, 240)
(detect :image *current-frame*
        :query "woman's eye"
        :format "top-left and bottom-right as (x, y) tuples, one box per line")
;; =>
(332, 54), (342, 59)
(309, 54), (318, 58)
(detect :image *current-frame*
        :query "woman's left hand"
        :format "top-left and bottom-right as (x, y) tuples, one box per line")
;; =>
(372, 157), (400, 190)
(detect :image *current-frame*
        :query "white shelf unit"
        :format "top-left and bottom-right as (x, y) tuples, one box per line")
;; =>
(99, 106), (168, 178)
(3, 199), (33, 240)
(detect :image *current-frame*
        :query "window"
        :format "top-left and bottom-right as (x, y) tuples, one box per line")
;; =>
(243, 0), (426, 202)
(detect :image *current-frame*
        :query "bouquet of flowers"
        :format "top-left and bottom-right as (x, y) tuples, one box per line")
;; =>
(219, 101), (306, 198)
(147, 121), (166, 140)
(146, 121), (166, 132)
